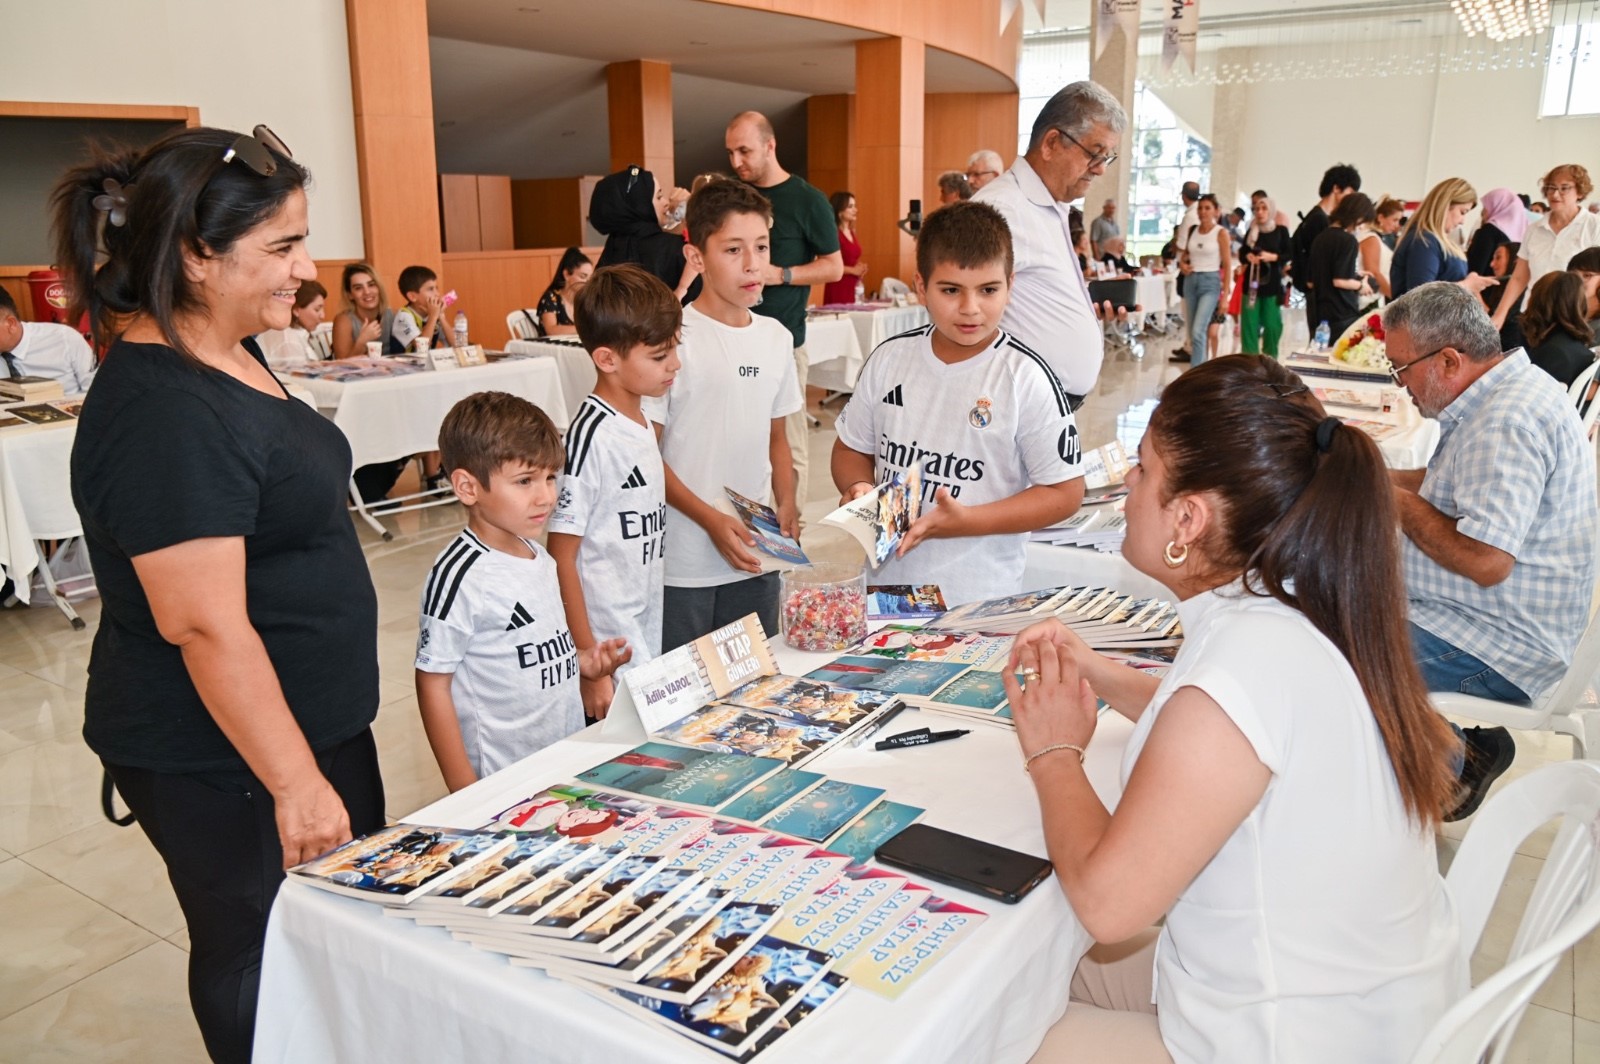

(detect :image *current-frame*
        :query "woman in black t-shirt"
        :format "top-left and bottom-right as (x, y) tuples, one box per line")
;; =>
(54, 126), (384, 1064)
(533, 246), (592, 337)
(1522, 271), (1599, 389)
(1308, 193), (1377, 344)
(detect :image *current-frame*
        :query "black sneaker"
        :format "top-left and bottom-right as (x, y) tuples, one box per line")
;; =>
(1168, 351), (1191, 363)
(1444, 726), (1516, 822)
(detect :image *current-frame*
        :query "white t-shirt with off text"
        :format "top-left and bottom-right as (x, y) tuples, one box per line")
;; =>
(641, 304), (803, 588)
(414, 529), (583, 776)
(548, 394), (666, 663)
(833, 325), (1084, 606)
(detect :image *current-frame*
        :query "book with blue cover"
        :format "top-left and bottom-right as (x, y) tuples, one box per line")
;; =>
(575, 742), (786, 812)
(758, 779), (886, 844)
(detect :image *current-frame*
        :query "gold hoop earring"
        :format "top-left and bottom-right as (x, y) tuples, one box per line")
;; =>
(1163, 540), (1189, 568)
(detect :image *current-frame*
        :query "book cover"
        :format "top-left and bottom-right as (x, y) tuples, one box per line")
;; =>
(820, 884), (933, 961)
(837, 896), (988, 1000)
(772, 869), (908, 947)
(802, 656), (968, 697)
(525, 854), (667, 936)
(0, 375), (65, 401)
(574, 742), (786, 812)
(635, 899), (784, 1003)
(289, 825), (512, 903)
(463, 840), (588, 912)
(719, 674), (896, 729)
(928, 668), (1011, 712)
(866, 584), (947, 620)
(600, 937), (833, 1055)
(0, 415), (26, 430)
(653, 703), (839, 765)
(671, 823), (772, 879)
(827, 800), (927, 865)
(405, 832), (568, 908)
(927, 585), (1080, 632)
(492, 842), (630, 922)
(853, 626), (1010, 666)
(714, 767), (826, 823)
(570, 866), (706, 951)
(6, 402), (75, 426)
(512, 889), (732, 982)
(725, 487), (810, 568)
(759, 779), (887, 844)
(483, 786), (657, 845)
(766, 849), (853, 910)
(484, 872), (708, 961)
(713, 839), (816, 900)
(816, 466), (923, 567)
(733, 970), (849, 1063)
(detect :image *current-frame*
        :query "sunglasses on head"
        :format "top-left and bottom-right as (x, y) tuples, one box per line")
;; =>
(222, 125), (293, 176)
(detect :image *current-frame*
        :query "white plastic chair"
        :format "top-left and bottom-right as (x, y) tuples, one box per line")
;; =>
(878, 278), (910, 300)
(1431, 600), (1600, 758)
(1410, 760), (1600, 1062)
(506, 308), (542, 341)
(1569, 356), (1600, 434)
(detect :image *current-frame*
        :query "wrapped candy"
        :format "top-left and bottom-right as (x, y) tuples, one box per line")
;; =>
(780, 562), (867, 652)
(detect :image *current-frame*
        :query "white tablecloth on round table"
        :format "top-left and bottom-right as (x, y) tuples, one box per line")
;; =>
(253, 554), (1151, 1064)
(505, 339), (597, 424)
(803, 316), (866, 394)
(1281, 357), (1440, 469)
(285, 360), (571, 469)
(1133, 274), (1174, 315)
(0, 420), (79, 605)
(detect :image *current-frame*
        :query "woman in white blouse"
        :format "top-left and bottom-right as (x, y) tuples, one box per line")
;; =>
(1493, 164), (1600, 338)
(1011, 355), (1462, 1064)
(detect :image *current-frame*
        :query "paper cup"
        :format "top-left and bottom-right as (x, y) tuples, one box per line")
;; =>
(414, 337), (430, 354)
(366, 341), (382, 358)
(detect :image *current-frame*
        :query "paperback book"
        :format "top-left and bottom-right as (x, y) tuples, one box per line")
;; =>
(757, 779), (886, 844)
(866, 584), (947, 620)
(724, 488), (809, 568)
(289, 825), (513, 903)
(6, 402), (76, 426)
(575, 742), (787, 812)
(714, 768), (826, 823)
(836, 895), (988, 1001)
(827, 801), (927, 865)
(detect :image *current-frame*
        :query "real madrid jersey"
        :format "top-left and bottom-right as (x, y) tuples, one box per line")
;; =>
(415, 529), (583, 776)
(834, 325), (1084, 606)
(548, 394), (666, 663)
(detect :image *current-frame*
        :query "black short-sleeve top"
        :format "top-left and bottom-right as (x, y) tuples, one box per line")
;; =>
(71, 338), (380, 772)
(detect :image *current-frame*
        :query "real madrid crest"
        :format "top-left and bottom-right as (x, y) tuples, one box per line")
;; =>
(968, 396), (993, 428)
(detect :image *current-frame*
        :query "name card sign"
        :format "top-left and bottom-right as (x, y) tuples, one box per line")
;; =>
(426, 347), (461, 372)
(454, 344), (487, 367)
(601, 613), (778, 743)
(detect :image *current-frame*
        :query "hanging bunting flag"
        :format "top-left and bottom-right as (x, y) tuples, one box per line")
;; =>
(1095, 0), (1143, 61)
(1163, 0), (1199, 73)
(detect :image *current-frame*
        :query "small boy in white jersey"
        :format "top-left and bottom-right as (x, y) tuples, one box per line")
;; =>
(416, 392), (630, 790)
(548, 265), (682, 719)
(831, 201), (1086, 606)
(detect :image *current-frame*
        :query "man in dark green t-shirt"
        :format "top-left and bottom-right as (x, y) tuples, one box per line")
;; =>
(725, 110), (843, 510)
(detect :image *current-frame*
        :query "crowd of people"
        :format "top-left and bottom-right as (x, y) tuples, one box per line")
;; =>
(12, 76), (1597, 1064)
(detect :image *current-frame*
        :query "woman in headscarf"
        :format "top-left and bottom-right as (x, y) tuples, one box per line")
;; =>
(588, 165), (688, 294)
(1239, 193), (1292, 357)
(1466, 187), (1529, 335)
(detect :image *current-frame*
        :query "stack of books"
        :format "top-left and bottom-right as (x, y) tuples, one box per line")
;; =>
(1030, 509), (1127, 552)
(286, 357), (424, 381)
(0, 375), (65, 402)
(291, 775), (977, 1058)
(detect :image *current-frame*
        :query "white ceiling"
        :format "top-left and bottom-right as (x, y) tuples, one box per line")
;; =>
(427, 0), (1016, 183)
(1031, 0), (1462, 48)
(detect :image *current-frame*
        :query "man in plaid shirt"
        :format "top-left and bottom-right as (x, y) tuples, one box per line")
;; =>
(1387, 282), (1598, 820)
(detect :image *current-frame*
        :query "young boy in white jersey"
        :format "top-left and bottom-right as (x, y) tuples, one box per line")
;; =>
(548, 265), (682, 720)
(643, 180), (803, 649)
(416, 392), (631, 791)
(390, 264), (449, 352)
(831, 201), (1085, 606)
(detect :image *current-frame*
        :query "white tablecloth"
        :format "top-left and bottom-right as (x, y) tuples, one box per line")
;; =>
(1134, 274), (1174, 314)
(803, 317), (866, 394)
(1281, 358), (1440, 469)
(254, 555), (1152, 1064)
(286, 360), (571, 469)
(505, 339), (597, 425)
(0, 419), (79, 605)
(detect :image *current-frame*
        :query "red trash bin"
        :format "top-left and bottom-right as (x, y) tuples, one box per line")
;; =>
(26, 269), (93, 346)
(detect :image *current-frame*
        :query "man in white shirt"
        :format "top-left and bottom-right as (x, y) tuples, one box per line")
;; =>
(974, 81), (1125, 404)
(1089, 198), (1120, 258)
(964, 149), (1005, 192)
(0, 289), (97, 393)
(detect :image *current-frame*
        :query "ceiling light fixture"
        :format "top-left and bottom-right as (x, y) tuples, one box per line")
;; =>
(1450, 0), (1552, 41)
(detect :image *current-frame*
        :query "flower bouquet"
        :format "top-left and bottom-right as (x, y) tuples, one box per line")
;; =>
(1331, 312), (1390, 371)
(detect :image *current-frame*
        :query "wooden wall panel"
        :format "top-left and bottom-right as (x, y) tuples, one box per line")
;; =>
(922, 92), (1018, 210)
(440, 246), (604, 350)
(477, 175), (514, 252)
(606, 60), (675, 185)
(513, 177), (591, 249)
(3, 260), (359, 325)
(0, 102), (198, 125)
(855, 37), (924, 290)
(439, 174), (482, 253)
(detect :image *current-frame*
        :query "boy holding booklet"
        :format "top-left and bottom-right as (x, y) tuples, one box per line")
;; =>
(549, 265), (682, 719)
(830, 201), (1085, 605)
(643, 180), (803, 648)
(416, 392), (631, 790)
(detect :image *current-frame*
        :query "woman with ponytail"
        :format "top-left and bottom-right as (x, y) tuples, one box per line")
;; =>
(58, 126), (385, 1063)
(1011, 355), (1461, 1063)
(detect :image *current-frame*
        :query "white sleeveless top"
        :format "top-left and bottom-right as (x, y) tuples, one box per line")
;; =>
(1121, 584), (1464, 1063)
(1184, 225), (1225, 272)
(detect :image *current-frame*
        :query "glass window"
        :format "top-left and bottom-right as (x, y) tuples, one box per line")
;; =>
(1125, 86), (1210, 261)
(1541, 13), (1600, 117)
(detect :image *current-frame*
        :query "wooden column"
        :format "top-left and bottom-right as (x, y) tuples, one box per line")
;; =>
(344, 0), (441, 282)
(806, 94), (856, 203)
(1085, 1), (1136, 237)
(923, 92), (1019, 209)
(606, 60), (674, 185)
(854, 37), (924, 290)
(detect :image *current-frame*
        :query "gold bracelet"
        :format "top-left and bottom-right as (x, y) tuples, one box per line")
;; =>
(1024, 743), (1086, 772)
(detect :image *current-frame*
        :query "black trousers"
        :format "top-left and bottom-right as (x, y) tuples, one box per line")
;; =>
(661, 572), (781, 651)
(105, 728), (386, 1064)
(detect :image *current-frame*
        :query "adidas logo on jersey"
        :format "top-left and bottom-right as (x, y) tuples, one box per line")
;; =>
(505, 602), (535, 630)
(621, 466), (648, 490)
(882, 384), (905, 406)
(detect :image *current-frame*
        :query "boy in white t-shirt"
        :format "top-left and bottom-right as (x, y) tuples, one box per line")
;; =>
(831, 201), (1086, 606)
(548, 265), (682, 719)
(415, 392), (631, 790)
(390, 264), (450, 353)
(642, 180), (802, 649)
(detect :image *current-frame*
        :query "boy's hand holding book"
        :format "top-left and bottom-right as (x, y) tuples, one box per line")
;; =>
(707, 511), (764, 574)
(839, 480), (875, 506)
(897, 487), (967, 556)
(774, 498), (800, 541)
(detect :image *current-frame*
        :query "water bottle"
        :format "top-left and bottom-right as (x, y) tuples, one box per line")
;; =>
(854, 279), (866, 304)
(453, 311), (469, 348)
(1313, 320), (1330, 351)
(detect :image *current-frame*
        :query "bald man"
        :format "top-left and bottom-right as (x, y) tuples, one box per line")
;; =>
(725, 110), (843, 511)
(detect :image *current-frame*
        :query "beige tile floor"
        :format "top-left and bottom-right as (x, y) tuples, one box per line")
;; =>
(0, 328), (1595, 1062)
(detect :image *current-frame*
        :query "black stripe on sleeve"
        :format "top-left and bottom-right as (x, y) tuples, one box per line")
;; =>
(435, 549), (481, 622)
